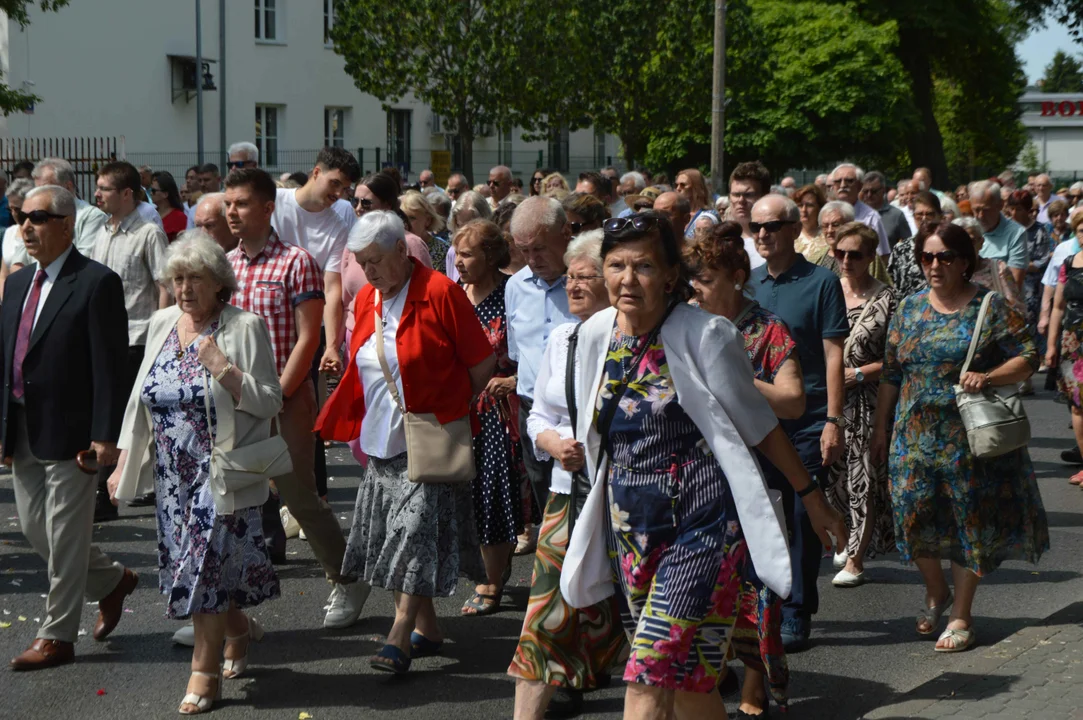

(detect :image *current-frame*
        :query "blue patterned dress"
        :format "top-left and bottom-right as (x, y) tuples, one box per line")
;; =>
(142, 324), (280, 619)
(596, 324), (745, 693)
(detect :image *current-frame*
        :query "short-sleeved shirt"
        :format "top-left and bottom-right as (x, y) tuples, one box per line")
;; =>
(877, 203), (911, 247)
(228, 232), (325, 376)
(735, 302), (798, 382)
(853, 200), (891, 256)
(1043, 239), (1081, 287)
(271, 188), (351, 273)
(505, 266), (576, 399)
(981, 216), (1029, 270)
(749, 254), (848, 439)
(88, 212), (169, 346)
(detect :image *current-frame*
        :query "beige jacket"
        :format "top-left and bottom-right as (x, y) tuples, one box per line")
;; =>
(114, 304), (283, 514)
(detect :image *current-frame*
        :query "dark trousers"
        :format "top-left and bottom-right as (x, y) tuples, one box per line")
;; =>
(782, 431), (830, 622)
(517, 395), (552, 523)
(97, 345), (144, 495)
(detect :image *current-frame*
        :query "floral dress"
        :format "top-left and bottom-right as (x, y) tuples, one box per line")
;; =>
(142, 325), (280, 619)
(888, 236), (926, 298)
(469, 276), (525, 545)
(882, 288), (1049, 574)
(1056, 256), (1083, 407)
(1024, 222), (1053, 329)
(597, 324), (744, 693)
(827, 285), (897, 560)
(428, 231), (451, 276)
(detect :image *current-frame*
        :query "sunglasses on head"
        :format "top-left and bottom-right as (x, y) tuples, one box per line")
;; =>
(22, 209), (67, 225)
(835, 249), (866, 261)
(749, 219), (795, 234)
(602, 215), (659, 235)
(920, 250), (958, 267)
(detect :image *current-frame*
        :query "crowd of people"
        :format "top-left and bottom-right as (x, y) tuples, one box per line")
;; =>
(0, 144), (1068, 719)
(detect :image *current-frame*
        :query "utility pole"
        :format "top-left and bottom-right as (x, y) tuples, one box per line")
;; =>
(710, 0), (727, 195)
(218, 0), (226, 171)
(196, 0), (205, 164)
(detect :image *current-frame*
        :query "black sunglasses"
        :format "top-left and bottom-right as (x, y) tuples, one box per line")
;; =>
(920, 250), (958, 267)
(569, 221), (584, 235)
(749, 219), (796, 234)
(531, 177), (543, 185)
(227, 160), (247, 169)
(11, 208), (25, 224)
(835, 249), (866, 261)
(603, 215), (659, 235)
(23, 209), (67, 225)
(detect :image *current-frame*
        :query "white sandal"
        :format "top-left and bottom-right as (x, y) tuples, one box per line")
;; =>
(178, 669), (222, 715)
(222, 615), (265, 680)
(916, 592), (953, 636)
(935, 626), (977, 653)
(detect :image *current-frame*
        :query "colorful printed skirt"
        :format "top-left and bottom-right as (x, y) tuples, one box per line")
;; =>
(729, 559), (789, 708)
(507, 492), (627, 688)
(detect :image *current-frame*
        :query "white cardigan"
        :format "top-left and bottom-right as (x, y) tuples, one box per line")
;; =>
(560, 303), (793, 607)
(114, 304), (284, 514)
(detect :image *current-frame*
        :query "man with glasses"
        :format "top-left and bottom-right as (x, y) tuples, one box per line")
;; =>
(446, 172), (469, 202)
(31, 158), (107, 253)
(728, 161), (772, 269)
(829, 164), (890, 256)
(1033, 174), (1055, 224)
(227, 141), (260, 171)
(969, 179), (1028, 289)
(860, 171), (909, 248)
(1067, 181), (1083, 208)
(418, 168), (441, 193)
(747, 193), (847, 652)
(488, 165), (513, 208)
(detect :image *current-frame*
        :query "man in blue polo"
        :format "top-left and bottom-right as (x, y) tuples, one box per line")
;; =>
(969, 179), (1028, 289)
(748, 193), (848, 651)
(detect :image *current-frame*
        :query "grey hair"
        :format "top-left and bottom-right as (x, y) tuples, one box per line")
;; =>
(864, 170), (888, 188)
(449, 190), (492, 233)
(510, 196), (565, 240)
(195, 191), (227, 216)
(564, 229), (604, 270)
(425, 189), (452, 218)
(619, 171), (646, 192)
(228, 141), (259, 163)
(347, 210), (405, 253)
(32, 158), (76, 188)
(820, 200), (855, 224)
(6, 177), (34, 201)
(753, 194), (800, 223)
(1071, 181), (1083, 193)
(831, 163), (865, 183)
(952, 216), (983, 234)
(968, 180), (1001, 203)
(25, 185), (75, 216)
(164, 231), (239, 302)
(940, 196), (961, 218)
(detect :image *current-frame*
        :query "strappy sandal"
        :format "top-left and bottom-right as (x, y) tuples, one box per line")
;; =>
(935, 626), (977, 653)
(461, 591), (502, 616)
(178, 669), (222, 715)
(916, 592), (953, 636)
(222, 615), (265, 680)
(410, 630), (443, 658)
(370, 644), (411, 674)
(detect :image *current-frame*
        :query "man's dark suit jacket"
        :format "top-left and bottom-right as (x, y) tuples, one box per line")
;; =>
(0, 247), (129, 461)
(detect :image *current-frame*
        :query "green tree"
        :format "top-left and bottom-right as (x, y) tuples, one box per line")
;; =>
(1017, 140), (1049, 174)
(0, 1), (69, 114)
(1040, 50), (1083, 91)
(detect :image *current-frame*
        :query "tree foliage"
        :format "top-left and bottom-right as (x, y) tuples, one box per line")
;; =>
(1040, 50), (1083, 92)
(0, 1), (69, 115)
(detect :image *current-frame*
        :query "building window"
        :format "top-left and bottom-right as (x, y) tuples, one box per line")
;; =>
(256, 105), (279, 167)
(255, 0), (277, 41)
(325, 107), (346, 148)
(387, 109), (412, 175)
(594, 128), (607, 168)
(500, 128), (513, 166)
(548, 125), (569, 173)
(323, 0), (335, 45)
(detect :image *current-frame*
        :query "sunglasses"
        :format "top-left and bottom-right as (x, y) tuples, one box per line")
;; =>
(531, 177), (543, 185)
(749, 219), (795, 234)
(227, 161), (247, 169)
(569, 221), (584, 235)
(602, 215), (660, 235)
(350, 197), (373, 209)
(835, 249), (866, 261)
(22, 209), (67, 225)
(487, 179), (503, 187)
(920, 250), (958, 267)
(11, 208), (25, 225)
(633, 201), (654, 211)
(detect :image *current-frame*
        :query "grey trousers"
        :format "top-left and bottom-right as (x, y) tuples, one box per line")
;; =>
(11, 409), (124, 642)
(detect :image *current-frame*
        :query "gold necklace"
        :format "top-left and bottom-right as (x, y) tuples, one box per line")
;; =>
(176, 316), (213, 359)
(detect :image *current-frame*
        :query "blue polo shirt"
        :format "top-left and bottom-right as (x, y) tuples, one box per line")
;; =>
(749, 254), (848, 441)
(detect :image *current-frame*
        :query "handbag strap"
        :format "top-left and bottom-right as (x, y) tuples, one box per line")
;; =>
(843, 289), (881, 358)
(960, 291), (996, 377)
(373, 290), (407, 415)
(564, 323), (583, 438)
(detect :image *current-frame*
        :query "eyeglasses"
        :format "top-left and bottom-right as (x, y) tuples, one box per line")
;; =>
(23, 209), (68, 225)
(919, 250), (958, 267)
(749, 219), (795, 234)
(227, 161), (247, 169)
(913, 212), (939, 221)
(487, 179), (503, 187)
(602, 215), (659, 235)
(531, 177), (543, 185)
(350, 197), (373, 209)
(566, 274), (603, 286)
(835, 177), (859, 186)
(448, 187), (464, 197)
(835, 249), (866, 261)
(151, 187), (164, 194)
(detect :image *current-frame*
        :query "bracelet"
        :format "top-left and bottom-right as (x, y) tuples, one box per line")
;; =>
(796, 481), (819, 498)
(214, 362), (233, 383)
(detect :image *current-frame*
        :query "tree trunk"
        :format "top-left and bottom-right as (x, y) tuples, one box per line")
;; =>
(459, 110), (475, 186)
(898, 39), (950, 188)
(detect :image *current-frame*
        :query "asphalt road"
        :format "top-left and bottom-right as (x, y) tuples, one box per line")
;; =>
(1, 384), (1081, 719)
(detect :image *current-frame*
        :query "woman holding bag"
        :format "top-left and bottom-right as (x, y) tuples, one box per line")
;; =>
(315, 210), (495, 675)
(109, 233), (283, 715)
(871, 222), (1048, 654)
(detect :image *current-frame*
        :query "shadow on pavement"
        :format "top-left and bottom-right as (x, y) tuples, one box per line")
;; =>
(785, 669), (897, 719)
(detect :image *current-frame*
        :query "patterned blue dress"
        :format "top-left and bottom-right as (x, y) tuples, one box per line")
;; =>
(142, 324), (280, 619)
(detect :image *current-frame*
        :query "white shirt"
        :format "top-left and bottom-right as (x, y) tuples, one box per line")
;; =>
(74, 198), (107, 254)
(136, 201), (165, 230)
(331, 199), (358, 232)
(271, 188), (350, 273)
(184, 203), (198, 230)
(2, 224), (30, 268)
(356, 281), (412, 459)
(852, 200), (892, 256)
(527, 323), (580, 495)
(23, 245), (73, 329)
(742, 235), (766, 269)
(1043, 239), (1081, 287)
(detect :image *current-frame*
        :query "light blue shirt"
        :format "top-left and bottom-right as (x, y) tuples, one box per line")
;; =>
(980, 216), (1029, 270)
(505, 265), (575, 399)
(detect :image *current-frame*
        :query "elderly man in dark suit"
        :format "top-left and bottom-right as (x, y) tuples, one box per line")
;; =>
(2, 185), (138, 671)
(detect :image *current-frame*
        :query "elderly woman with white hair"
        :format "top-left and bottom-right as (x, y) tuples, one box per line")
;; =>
(809, 201), (891, 284)
(445, 189), (493, 280)
(108, 232), (283, 714)
(316, 210), (495, 675)
(0, 177), (34, 295)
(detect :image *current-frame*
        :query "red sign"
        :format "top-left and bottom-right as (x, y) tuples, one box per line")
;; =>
(1041, 101), (1083, 116)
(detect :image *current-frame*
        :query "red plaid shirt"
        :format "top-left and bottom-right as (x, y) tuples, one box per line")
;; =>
(228, 232), (324, 375)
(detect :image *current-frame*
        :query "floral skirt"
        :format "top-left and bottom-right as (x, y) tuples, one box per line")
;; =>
(507, 492), (627, 688)
(341, 454), (486, 597)
(729, 560), (789, 708)
(1058, 325), (1083, 408)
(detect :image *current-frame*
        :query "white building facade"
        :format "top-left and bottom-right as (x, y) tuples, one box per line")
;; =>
(1019, 90), (1083, 178)
(0, 0), (620, 186)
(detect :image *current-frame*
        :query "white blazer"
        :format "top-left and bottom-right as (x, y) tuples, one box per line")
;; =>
(560, 303), (793, 607)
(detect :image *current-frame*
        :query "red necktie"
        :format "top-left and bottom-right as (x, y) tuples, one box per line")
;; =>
(12, 270), (46, 400)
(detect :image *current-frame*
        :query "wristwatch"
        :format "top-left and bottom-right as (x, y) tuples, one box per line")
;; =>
(826, 416), (845, 428)
(854, 368), (865, 383)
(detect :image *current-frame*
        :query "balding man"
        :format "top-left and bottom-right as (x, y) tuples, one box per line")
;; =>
(191, 192), (236, 253)
(32, 158), (108, 253)
(488, 165), (513, 207)
(446, 172), (468, 202)
(1033, 174), (1054, 224)
(747, 193), (847, 652)
(829, 164), (889, 256)
(653, 192), (691, 241)
(969, 180), (1028, 288)
(418, 169), (439, 193)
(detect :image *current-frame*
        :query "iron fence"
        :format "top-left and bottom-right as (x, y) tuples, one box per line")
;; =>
(0, 136), (124, 201)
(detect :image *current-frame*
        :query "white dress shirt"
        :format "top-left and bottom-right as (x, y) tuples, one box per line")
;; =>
(23, 244), (74, 329)
(356, 281), (412, 459)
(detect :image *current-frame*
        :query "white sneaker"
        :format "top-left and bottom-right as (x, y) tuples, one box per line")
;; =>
(323, 581), (371, 628)
(172, 621), (195, 646)
(280, 507), (300, 539)
(832, 569), (867, 588)
(299, 527), (307, 541)
(832, 551), (848, 570)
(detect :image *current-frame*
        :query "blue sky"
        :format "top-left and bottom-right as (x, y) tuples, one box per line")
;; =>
(1019, 21), (1081, 84)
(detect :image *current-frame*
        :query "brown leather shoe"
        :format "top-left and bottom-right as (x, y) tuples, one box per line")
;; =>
(10, 638), (74, 671)
(93, 568), (139, 641)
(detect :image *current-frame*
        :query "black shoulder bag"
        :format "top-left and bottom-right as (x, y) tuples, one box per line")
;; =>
(564, 323), (592, 535)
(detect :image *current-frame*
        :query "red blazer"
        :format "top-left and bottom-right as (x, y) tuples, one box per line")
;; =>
(315, 259), (493, 442)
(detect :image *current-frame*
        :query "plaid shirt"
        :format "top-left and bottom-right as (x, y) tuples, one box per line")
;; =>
(228, 232), (324, 375)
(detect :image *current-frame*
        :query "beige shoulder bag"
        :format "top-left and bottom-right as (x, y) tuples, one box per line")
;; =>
(373, 291), (476, 484)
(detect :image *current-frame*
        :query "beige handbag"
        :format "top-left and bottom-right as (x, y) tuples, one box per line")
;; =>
(373, 296), (476, 484)
(202, 373), (292, 493)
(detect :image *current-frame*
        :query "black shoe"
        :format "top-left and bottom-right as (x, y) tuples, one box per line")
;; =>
(1062, 447), (1083, 465)
(127, 492), (156, 508)
(718, 665), (740, 697)
(591, 673), (612, 690)
(781, 616), (810, 653)
(93, 493), (118, 523)
(545, 688), (584, 719)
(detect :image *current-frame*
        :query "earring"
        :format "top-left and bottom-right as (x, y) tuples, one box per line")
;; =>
(734, 283), (743, 291)
(664, 283), (674, 294)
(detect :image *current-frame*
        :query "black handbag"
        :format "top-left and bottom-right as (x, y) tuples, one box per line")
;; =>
(564, 323), (592, 535)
